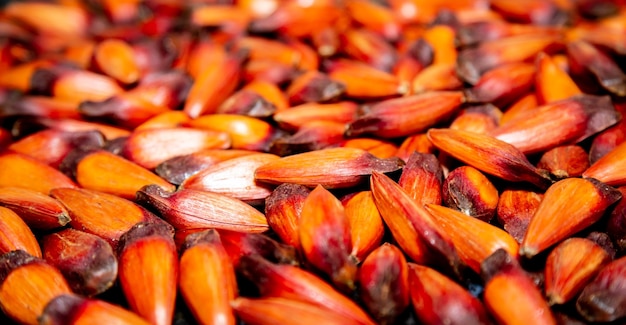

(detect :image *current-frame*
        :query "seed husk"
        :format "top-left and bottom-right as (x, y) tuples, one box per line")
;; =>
(398, 152), (443, 206)
(183, 51), (245, 118)
(265, 183), (310, 249)
(396, 133), (436, 161)
(73, 149), (176, 199)
(409, 263), (493, 325)
(464, 62), (535, 108)
(51, 187), (161, 248)
(425, 204), (519, 273)
(299, 185), (357, 292)
(456, 34), (561, 85)
(0, 187), (70, 230)
(576, 256), (626, 322)
(8, 129), (105, 168)
(520, 178), (622, 258)
(584, 140), (626, 186)
(412, 63), (463, 94)
(185, 114), (281, 152)
(0, 206), (42, 258)
(567, 40), (626, 97)
(79, 94), (170, 129)
(341, 191), (384, 262)
(371, 172), (463, 276)
(117, 222), (178, 325)
(496, 188), (543, 243)
(181, 153), (279, 205)
(535, 52), (582, 104)
(327, 59), (407, 99)
(427, 128), (552, 189)
(136, 185), (269, 233)
(544, 238), (610, 305)
(12, 117), (130, 140)
(449, 107), (500, 135)
(481, 249), (557, 325)
(40, 294), (150, 325)
(0, 152), (77, 194)
(155, 149), (255, 185)
(359, 243), (410, 325)
(607, 187), (626, 253)
(218, 229), (299, 267)
(243, 80), (290, 112)
(588, 116), (626, 165)
(345, 91), (464, 139)
(490, 95), (619, 154)
(122, 127), (232, 169)
(336, 138), (398, 159)
(232, 297), (356, 325)
(3, 1), (626, 324)
(92, 39), (140, 85)
(273, 101), (358, 132)
(255, 147), (404, 189)
(237, 255), (376, 325)
(0, 250), (72, 325)
(31, 66), (124, 104)
(179, 229), (237, 325)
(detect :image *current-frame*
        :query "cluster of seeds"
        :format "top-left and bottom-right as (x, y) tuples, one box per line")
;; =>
(0, 0), (625, 324)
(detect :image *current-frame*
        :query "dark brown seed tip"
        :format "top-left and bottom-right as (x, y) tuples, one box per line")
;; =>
(135, 184), (173, 203)
(456, 49), (497, 85)
(480, 248), (519, 282)
(576, 256), (626, 322)
(587, 177), (623, 204)
(30, 68), (59, 95)
(264, 183), (310, 248)
(586, 231), (617, 259)
(180, 228), (221, 254)
(117, 221), (175, 256)
(220, 230), (300, 267)
(39, 294), (84, 325)
(58, 146), (100, 179)
(39, 294), (85, 325)
(154, 155), (201, 185)
(0, 249), (39, 284)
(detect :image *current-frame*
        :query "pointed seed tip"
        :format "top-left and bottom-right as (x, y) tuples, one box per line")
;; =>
(547, 293), (564, 306)
(519, 245), (538, 259)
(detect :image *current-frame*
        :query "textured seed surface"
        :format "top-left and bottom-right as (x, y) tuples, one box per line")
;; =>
(1, 1), (626, 325)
